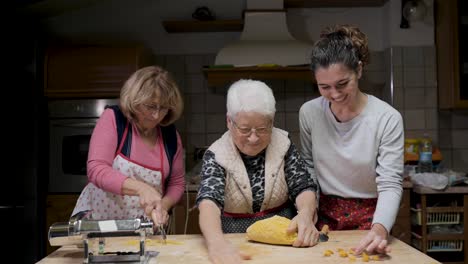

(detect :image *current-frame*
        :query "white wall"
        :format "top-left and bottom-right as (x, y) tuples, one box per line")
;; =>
(41, 0), (434, 54)
(289, 0), (434, 50)
(387, 0), (434, 47)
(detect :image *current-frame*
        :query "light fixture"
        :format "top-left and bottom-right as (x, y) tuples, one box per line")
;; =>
(400, 0), (428, 29)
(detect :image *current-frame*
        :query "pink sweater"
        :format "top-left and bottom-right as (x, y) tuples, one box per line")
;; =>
(87, 108), (185, 203)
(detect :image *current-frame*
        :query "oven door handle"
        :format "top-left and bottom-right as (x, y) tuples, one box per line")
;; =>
(54, 122), (96, 128)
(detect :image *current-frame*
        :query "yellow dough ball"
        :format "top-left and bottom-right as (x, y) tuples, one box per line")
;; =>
(246, 215), (297, 245)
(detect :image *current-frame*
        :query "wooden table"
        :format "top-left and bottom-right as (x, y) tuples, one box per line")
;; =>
(37, 231), (440, 263)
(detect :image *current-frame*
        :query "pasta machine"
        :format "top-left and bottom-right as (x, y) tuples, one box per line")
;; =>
(48, 211), (159, 263)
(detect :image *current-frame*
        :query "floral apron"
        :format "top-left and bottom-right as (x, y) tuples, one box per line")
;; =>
(316, 193), (377, 231)
(72, 124), (165, 220)
(221, 202), (295, 233)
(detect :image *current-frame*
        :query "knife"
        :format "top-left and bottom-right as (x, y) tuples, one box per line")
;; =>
(318, 224), (329, 242)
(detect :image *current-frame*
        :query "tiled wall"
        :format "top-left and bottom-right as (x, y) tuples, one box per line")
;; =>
(155, 52), (389, 171)
(155, 48), (468, 173)
(391, 46), (468, 172)
(390, 46), (438, 142)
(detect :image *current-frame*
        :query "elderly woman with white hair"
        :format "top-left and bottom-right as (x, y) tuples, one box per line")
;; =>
(196, 79), (320, 264)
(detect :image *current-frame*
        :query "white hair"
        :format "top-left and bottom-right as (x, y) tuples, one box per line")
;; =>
(226, 79), (276, 119)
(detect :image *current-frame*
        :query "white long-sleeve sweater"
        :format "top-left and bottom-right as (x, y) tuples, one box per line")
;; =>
(299, 94), (404, 232)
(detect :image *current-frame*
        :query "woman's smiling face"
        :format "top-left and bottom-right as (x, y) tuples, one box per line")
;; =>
(228, 111), (273, 156)
(315, 63), (362, 106)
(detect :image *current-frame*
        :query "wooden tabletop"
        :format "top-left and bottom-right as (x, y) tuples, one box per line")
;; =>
(37, 230), (440, 264)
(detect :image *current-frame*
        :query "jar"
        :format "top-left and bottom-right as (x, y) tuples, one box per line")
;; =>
(404, 138), (420, 155)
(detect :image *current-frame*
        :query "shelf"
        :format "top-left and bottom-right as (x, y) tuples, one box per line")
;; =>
(162, 20), (243, 33)
(404, 147), (442, 163)
(411, 207), (462, 226)
(162, 1), (389, 33)
(412, 232), (464, 252)
(426, 207), (464, 213)
(202, 66), (315, 86)
(412, 232), (465, 241)
(413, 186), (468, 195)
(427, 234), (464, 241)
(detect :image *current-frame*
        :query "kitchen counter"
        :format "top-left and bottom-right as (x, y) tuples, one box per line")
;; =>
(37, 231), (440, 263)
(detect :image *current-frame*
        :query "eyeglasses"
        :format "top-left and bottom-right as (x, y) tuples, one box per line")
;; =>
(230, 119), (272, 136)
(142, 103), (169, 115)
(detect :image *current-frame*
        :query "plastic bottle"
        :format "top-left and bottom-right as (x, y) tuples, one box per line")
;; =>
(418, 134), (433, 173)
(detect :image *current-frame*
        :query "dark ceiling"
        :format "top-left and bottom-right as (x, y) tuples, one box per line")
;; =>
(14, 0), (103, 19)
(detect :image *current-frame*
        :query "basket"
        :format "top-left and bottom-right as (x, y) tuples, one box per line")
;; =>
(427, 240), (463, 252)
(411, 207), (461, 225)
(411, 234), (464, 252)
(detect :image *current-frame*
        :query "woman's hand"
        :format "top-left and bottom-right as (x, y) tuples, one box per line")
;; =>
(353, 223), (391, 255)
(122, 178), (169, 224)
(135, 182), (162, 216)
(287, 209), (319, 247)
(207, 239), (251, 264)
(151, 203), (169, 225)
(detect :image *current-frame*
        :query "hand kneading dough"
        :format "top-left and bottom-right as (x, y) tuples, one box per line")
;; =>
(246, 215), (297, 245)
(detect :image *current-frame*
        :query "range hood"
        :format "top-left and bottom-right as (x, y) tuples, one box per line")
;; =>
(204, 0), (314, 86)
(215, 0), (312, 67)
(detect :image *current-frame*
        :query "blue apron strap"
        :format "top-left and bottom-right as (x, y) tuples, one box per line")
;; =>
(105, 105), (132, 157)
(160, 124), (178, 186)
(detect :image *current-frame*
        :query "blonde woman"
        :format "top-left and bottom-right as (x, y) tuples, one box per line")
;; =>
(72, 66), (185, 226)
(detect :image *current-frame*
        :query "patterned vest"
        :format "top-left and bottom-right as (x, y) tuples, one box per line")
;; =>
(208, 128), (291, 214)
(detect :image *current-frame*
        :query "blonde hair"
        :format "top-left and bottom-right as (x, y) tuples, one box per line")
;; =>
(119, 65), (183, 126)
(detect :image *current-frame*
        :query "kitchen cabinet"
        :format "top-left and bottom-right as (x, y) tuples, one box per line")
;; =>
(436, 0), (468, 109)
(410, 186), (468, 264)
(170, 191), (201, 235)
(391, 185), (412, 244)
(44, 45), (153, 98)
(45, 194), (79, 255)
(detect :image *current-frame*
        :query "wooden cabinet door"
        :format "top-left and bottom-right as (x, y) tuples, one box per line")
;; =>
(45, 194), (79, 255)
(436, 0), (468, 109)
(171, 191), (201, 235)
(391, 188), (411, 244)
(44, 46), (152, 98)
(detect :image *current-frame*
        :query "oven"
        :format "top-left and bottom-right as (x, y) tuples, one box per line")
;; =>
(48, 99), (119, 193)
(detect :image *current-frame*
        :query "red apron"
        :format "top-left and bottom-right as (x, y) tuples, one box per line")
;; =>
(316, 193), (377, 231)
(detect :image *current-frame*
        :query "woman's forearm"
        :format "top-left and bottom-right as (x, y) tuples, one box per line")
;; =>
(198, 200), (226, 247)
(161, 196), (177, 211)
(295, 190), (317, 216)
(121, 177), (146, 196)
